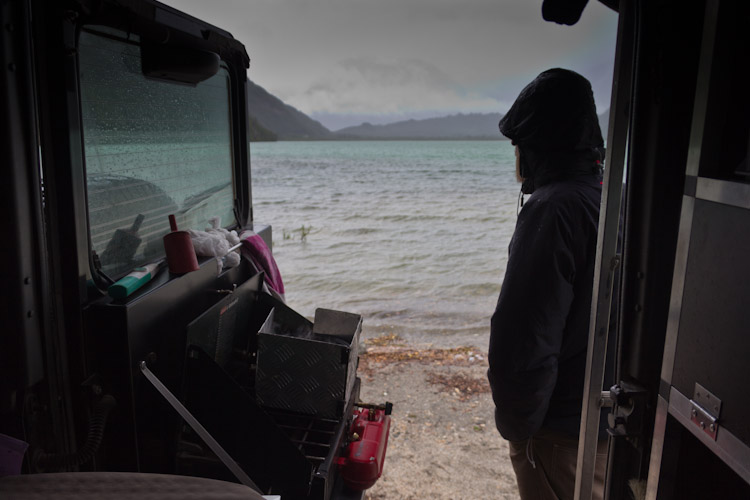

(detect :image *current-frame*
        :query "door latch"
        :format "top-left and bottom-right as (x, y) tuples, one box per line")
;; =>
(606, 380), (649, 438)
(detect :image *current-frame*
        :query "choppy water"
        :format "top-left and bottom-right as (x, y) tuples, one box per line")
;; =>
(250, 140), (520, 348)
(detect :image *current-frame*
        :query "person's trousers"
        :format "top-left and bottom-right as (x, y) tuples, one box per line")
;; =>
(508, 428), (608, 500)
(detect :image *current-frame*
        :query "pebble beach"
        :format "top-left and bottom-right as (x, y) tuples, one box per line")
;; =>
(357, 335), (520, 499)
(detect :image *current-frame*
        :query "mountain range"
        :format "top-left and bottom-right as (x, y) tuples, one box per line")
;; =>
(247, 80), (334, 140)
(247, 80), (609, 141)
(335, 113), (503, 140)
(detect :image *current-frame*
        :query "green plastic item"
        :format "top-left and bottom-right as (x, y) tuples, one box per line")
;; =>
(108, 261), (163, 299)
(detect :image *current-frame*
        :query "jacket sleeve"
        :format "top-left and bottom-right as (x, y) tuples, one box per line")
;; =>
(487, 196), (576, 442)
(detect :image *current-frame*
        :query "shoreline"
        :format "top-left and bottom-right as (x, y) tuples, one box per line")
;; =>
(357, 336), (520, 500)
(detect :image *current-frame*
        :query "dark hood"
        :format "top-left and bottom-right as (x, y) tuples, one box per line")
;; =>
(499, 68), (604, 193)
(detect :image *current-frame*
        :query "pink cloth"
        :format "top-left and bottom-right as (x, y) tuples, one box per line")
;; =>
(240, 233), (285, 295)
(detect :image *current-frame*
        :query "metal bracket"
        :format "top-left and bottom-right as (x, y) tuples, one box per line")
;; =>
(689, 382), (721, 440)
(356, 401), (394, 415)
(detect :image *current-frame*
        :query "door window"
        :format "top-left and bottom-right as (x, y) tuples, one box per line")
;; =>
(79, 28), (235, 277)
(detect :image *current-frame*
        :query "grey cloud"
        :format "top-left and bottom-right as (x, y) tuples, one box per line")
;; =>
(162, 0), (618, 125)
(335, 57), (457, 90)
(290, 56), (502, 117)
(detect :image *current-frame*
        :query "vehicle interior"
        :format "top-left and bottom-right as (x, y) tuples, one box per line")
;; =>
(1, 0), (749, 499)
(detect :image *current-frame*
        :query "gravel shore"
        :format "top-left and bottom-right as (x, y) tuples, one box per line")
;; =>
(356, 336), (520, 500)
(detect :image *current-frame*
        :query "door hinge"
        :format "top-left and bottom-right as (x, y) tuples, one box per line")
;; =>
(690, 382), (721, 441)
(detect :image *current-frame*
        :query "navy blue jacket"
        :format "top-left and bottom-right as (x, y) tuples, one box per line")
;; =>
(487, 174), (602, 441)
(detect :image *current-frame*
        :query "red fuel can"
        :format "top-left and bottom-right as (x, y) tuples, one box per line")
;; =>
(338, 407), (391, 491)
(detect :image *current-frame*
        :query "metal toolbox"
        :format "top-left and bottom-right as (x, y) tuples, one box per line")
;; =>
(256, 303), (362, 419)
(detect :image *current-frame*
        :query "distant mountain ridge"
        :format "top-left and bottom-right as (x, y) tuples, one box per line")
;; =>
(337, 111), (610, 140)
(335, 113), (504, 140)
(247, 80), (333, 141)
(247, 80), (610, 141)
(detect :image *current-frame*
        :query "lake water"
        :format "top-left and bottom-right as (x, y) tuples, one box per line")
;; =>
(250, 140), (520, 349)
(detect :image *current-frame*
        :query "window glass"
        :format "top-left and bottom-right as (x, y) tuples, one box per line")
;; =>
(79, 28), (235, 277)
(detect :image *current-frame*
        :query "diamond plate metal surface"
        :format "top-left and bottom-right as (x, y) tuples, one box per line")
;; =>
(256, 308), (361, 419)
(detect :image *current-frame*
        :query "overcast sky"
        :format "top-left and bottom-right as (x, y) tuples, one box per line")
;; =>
(162, 0), (619, 130)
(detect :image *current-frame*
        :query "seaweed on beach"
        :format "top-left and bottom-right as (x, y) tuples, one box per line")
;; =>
(365, 333), (405, 347)
(358, 344), (485, 379)
(425, 372), (491, 402)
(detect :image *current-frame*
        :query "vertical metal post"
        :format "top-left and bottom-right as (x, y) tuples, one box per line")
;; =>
(574, 0), (637, 498)
(647, 3), (721, 497)
(644, 396), (670, 500)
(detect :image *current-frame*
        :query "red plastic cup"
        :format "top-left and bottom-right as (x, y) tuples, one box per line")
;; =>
(163, 215), (199, 274)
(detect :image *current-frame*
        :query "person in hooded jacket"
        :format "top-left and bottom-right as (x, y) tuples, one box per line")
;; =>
(487, 68), (609, 499)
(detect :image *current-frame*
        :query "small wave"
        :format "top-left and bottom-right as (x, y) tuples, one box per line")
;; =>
(336, 227), (381, 235)
(256, 200), (287, 206)
(325, 241), (359, 249)
(369, 309), (414, 319)
(342, 213), (369, 221)
(374, 214), (445, 223)
(455, 282), (502, 296)
(435, 251), (481, 260)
